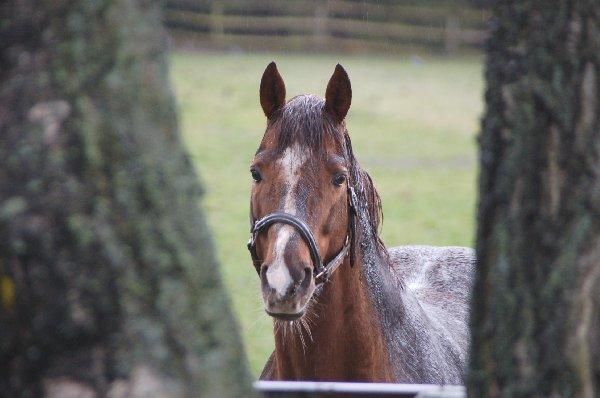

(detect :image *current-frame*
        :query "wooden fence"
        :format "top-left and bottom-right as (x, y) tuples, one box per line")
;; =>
(163, 0), (490, 54)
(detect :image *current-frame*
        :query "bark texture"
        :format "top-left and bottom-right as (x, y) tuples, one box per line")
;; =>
(0, 1), (252, 397)
(469, 1), (599, 397)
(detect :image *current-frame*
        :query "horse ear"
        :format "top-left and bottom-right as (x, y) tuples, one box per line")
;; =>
(325, 64), (352, 123)
(260, 62), (286, 119)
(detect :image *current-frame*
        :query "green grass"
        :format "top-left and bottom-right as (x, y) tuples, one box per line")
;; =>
(169, 51), (483, 376)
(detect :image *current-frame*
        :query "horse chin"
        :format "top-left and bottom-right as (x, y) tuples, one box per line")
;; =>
(264, 295), (312, 321)
(262, 281), (316, 322)
(266, 309), (305, 321)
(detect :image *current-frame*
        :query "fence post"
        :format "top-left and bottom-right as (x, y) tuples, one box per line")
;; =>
(444, 15), (460, 55)
(210, 0), (224, 39)
(313, 1), (329, 51)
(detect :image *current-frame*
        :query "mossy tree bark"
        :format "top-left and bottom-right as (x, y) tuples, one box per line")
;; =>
(469, 1), (599, 397)
(0, 1), (253, 397)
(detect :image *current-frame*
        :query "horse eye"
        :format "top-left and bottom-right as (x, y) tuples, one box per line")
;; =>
(250, 168), (262, 182)
(332, 173), (346, 187)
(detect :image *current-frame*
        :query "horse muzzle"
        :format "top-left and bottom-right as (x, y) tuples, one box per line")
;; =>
(260, 259), (314, 319)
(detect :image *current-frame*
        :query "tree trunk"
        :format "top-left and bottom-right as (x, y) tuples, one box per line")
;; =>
(0, 1), (253, 397)
(469, 1), (599, 397)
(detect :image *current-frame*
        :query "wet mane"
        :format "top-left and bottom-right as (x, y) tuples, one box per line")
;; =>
(268, 94), (386, 261)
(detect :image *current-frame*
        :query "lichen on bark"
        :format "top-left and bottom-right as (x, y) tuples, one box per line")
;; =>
(469, 1), (599, 397)
(0, 0), (253, 397)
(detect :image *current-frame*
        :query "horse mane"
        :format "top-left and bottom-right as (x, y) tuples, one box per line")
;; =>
(268, 95), (387, 262)
(344, 134), (387, 261)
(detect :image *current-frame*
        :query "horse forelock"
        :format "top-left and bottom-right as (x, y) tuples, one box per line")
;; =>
(265, 94), (387, 262)
(267, 95), (342, 156)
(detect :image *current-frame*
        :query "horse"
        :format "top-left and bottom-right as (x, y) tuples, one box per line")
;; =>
(247, 62), (475, 383)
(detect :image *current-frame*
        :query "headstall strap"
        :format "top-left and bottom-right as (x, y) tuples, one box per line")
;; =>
(247, 182), (358, 284)
(347, 184), (357, 268)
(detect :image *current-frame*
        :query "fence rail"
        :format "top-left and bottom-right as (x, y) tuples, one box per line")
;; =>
(254, 381), (466, 397)
(164, 0), (489, 53)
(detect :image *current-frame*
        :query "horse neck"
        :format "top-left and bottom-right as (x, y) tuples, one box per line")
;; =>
(272, 256), (395, 381)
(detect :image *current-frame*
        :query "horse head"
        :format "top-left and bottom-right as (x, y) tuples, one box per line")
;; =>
(248, 62), (355, 320)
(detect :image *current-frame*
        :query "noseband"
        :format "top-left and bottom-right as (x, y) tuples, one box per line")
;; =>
(247, 184), (358, 285)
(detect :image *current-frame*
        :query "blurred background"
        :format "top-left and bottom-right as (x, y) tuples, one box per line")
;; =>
(164, 0), (488, 376)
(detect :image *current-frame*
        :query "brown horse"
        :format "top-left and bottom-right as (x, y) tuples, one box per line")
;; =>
(248, 62), (474, 383)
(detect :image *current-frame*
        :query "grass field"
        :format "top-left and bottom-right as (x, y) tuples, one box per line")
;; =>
(169, 51), (484, 376)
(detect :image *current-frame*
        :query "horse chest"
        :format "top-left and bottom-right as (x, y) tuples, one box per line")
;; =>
(271, 288), (394, 381)
(272, 334), (393, 382)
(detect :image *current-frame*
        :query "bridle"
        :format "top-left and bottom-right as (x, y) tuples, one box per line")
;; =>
(247, 183), (358, 285)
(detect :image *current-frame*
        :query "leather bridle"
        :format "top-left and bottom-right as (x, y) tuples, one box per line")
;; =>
(247, 183), (358, 285)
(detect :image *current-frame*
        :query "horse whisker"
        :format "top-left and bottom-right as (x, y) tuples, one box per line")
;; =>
(295, 320), (307, 354)
(301, 318), (313, 342)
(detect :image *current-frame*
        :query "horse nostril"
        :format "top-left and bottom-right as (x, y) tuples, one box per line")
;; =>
(260, 264), (270, 290)
(301, 267), (312, 289)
